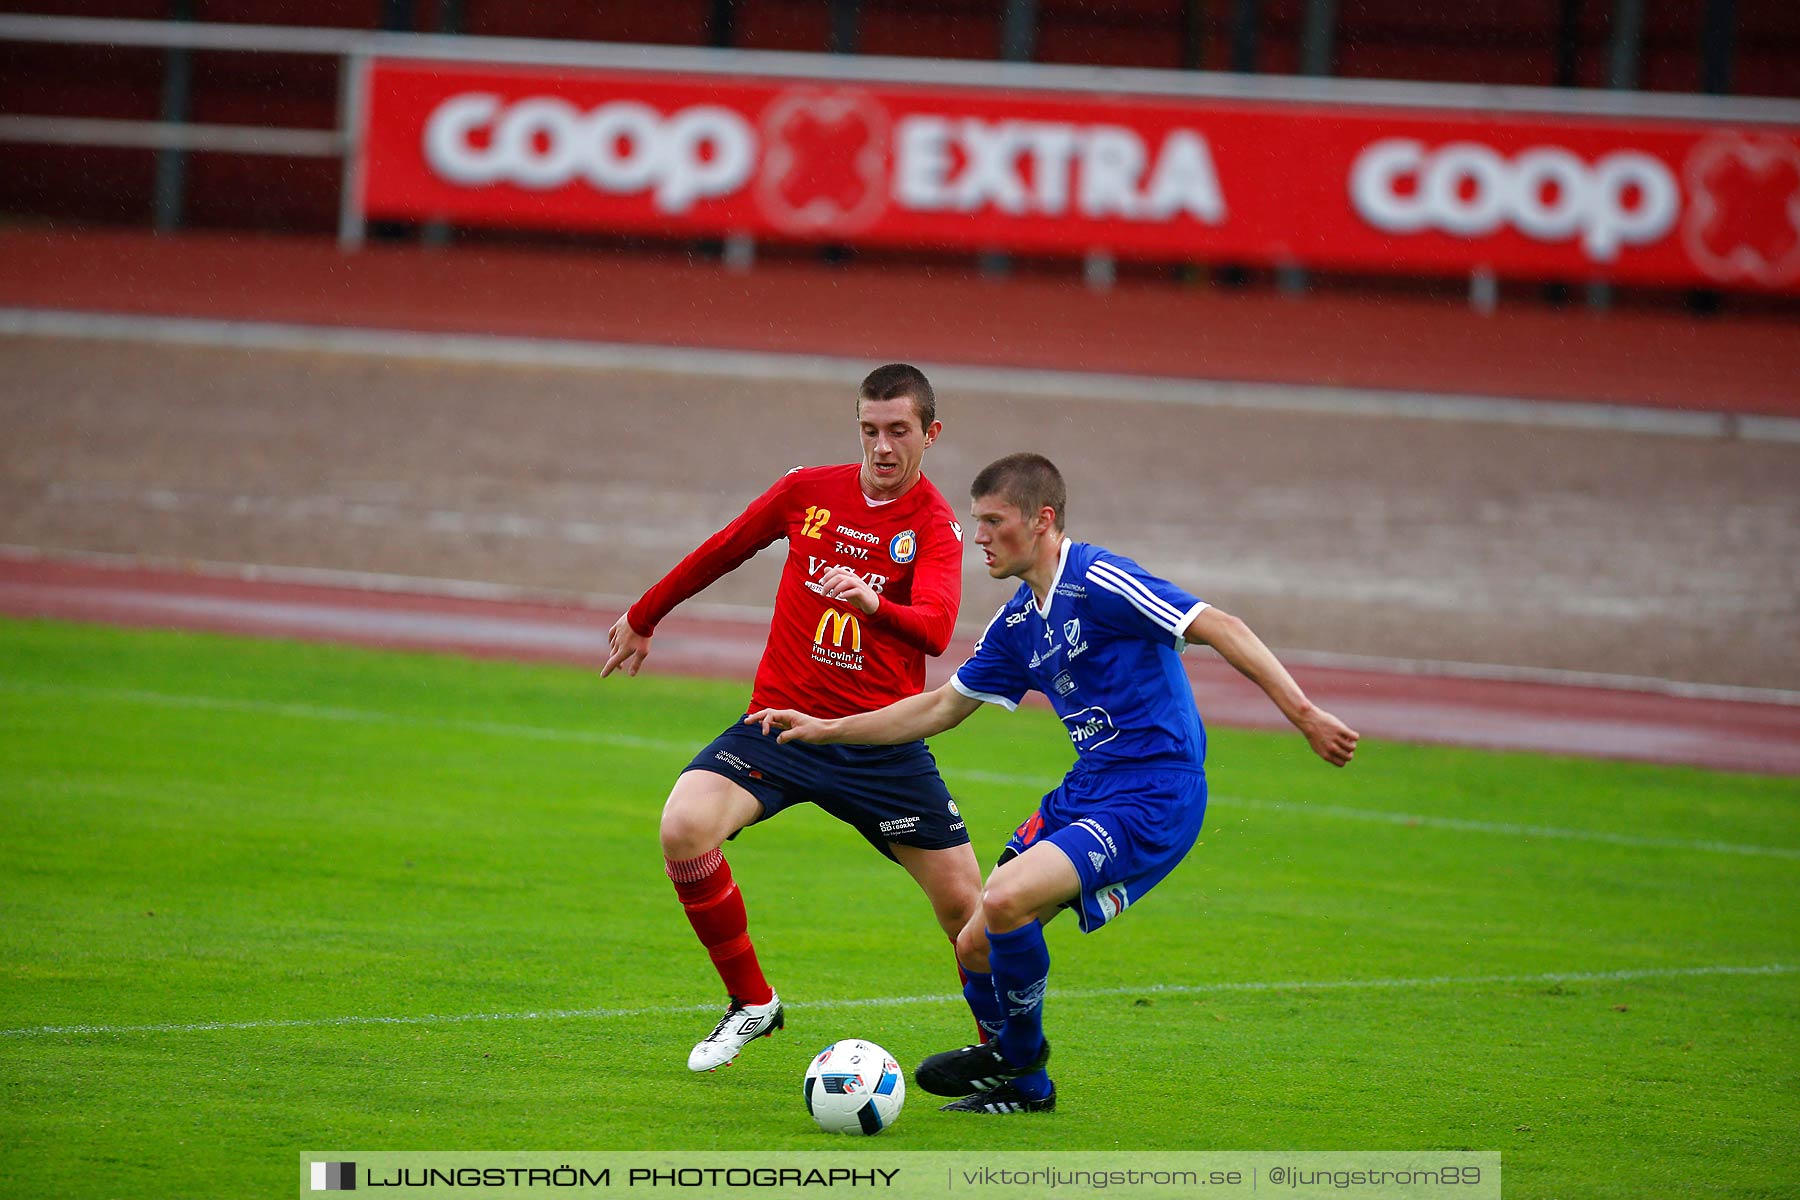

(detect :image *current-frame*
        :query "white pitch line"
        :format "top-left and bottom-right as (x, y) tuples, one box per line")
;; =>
(0, 680), (690, 753)
(1223, 797), (1800, 861)
(3, 963), (1790, 1040)
(3, 680), (1797, 861)
(6, 307), (1800, 443)
(862, 764), (1800, 861)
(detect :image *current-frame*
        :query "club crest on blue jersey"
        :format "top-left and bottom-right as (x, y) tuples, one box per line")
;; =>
(888, 529), (917, 563)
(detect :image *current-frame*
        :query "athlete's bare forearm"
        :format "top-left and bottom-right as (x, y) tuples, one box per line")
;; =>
(1185, 607), (1360, 766)
(1188, 608), (1310, 723)
(749, 683), (982, 746)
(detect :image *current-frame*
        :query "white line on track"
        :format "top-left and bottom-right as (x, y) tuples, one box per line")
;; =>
(3, 680), (1797, 860)
(6, 307), (1800, 443)
(8, 543), (1798, 706)
(3, 964), (1790, 1040)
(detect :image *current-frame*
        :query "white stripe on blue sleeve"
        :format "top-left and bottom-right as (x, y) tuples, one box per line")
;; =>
(1086, 560), (1188, 632)
(950, 673), (1018, 711)
(1171, 600), (1210, 652)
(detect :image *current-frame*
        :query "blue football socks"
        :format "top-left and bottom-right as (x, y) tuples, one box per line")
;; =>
(985, 922), (1055, 1101)
(963, 969), (1007, 1042)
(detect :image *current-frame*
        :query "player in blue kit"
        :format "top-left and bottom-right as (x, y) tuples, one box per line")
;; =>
(748, 453), (1359, 1113)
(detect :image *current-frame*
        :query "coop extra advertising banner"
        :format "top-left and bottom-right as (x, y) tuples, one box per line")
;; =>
(359, 58), (1800, 291)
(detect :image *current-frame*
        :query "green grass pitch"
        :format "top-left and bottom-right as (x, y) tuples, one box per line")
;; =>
(2, 618), (1797, 1198)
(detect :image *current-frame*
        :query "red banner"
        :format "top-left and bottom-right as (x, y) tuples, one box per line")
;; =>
(359, 59), (1800, 291)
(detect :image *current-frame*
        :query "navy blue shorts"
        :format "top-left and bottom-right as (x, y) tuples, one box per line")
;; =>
(685, 718), (970, 862)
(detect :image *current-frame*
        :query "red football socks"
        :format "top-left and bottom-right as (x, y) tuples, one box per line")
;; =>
(666, 850), (774, 1006)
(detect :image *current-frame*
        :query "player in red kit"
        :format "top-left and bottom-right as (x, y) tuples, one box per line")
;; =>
(602, 364), (983, 1071)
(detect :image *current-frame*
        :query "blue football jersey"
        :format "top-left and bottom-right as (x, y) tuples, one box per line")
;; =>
(950, 540), (1210, 771)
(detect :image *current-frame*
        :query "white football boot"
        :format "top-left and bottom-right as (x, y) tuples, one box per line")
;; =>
(687, 993), (784, 1072)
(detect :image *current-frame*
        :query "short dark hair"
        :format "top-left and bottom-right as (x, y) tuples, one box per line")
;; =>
(971, 453), (1066, 531)
(858, 363), (935, 428)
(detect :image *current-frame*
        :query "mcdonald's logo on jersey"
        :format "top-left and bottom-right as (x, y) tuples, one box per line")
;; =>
(815, 608), (863, 652)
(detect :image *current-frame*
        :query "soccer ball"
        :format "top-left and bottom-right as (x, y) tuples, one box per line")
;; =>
(802, 1039), (905, 1135)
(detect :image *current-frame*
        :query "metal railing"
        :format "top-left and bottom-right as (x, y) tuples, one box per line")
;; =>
(4, 13), (1798, 261)
(7, 13), (1800, 122)
(0, 114), (342, 157)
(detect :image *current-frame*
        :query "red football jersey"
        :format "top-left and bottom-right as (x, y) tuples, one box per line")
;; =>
(627, 464), (964, 719)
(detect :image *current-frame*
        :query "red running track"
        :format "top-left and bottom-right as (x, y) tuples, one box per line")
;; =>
(4, 554), (1796, 776)
(3, 228), (1798, 416)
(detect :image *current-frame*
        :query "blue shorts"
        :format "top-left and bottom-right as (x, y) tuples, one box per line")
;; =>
(999, 765), (1207, 933)
(685, 718), (969, 862)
